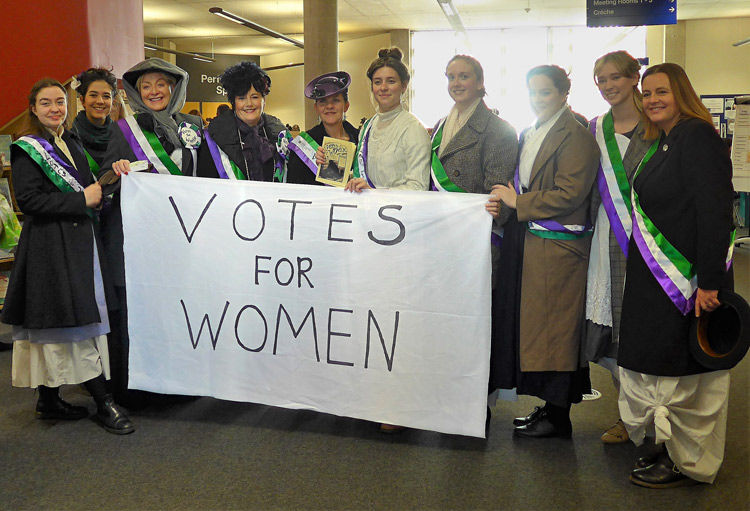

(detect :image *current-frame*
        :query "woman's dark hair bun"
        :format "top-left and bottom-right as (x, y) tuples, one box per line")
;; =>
(367, 47), (409, 83)
(378, 48), (403, 61)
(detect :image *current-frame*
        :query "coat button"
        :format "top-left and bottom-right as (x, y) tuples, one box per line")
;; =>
(73, 222), (78, 227)
(453, 170), (460, 177)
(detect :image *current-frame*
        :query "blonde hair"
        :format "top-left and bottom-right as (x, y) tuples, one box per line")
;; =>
(593, 51), (643, 114)
(641, 63), (713, 140)
(135, 71), (176, 93)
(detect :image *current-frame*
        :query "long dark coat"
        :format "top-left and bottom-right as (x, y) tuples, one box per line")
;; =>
(286, 121), (359, 185)
(1, 130), (108, 329)
(618, 118), (734, 376)
(515, 108), (600, 372)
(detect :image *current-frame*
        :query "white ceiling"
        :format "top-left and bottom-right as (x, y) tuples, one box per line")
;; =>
(144, 0), (750, 55)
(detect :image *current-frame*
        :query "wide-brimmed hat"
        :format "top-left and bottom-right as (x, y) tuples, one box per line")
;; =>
(689, 288), (750, 370)
(304, 71), (351, 100)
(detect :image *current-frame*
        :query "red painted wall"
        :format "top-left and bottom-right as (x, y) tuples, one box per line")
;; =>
(0, 0), (144, 128)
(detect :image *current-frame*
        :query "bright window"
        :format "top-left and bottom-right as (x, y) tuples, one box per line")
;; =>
(411, 26), (647, 132)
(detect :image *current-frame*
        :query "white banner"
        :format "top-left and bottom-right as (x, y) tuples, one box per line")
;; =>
(122, 173), (492, 437)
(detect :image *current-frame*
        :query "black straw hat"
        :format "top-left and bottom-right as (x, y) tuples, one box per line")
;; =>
(304, 71), (351, 100)
(690, 289), (750, 370)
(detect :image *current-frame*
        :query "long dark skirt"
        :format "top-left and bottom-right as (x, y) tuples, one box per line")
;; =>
(489, 213), (590, 408)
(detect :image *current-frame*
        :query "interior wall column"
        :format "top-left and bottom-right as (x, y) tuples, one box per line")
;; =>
(664, 20), (686, 68)
(390, 30), (411, 111)
(303, 0), (339, 128)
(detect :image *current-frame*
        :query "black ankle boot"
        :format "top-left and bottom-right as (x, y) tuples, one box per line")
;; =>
(36, 386), (88, 420)
(635, 443), (666, 469)
(94, 395), (135, 435)
(629, 452), (699, 488)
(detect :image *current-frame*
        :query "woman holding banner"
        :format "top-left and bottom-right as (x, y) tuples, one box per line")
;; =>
(433, 54), (517, 283)
(1, 78), (133, 434)
(584, 51), (651, 445)
(286, 71), (359, 185)
(343, 48), (430, 193)
(617, 64), (734, 488)
(198, 61), (286, 182)
(342, 48), (430, 434)
(101, 57), (207, 405)
(490, 65), (599, 438)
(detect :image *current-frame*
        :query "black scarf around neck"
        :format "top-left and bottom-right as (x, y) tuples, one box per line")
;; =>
(73, 110), (112, 153)
(237, 114), (274, 181)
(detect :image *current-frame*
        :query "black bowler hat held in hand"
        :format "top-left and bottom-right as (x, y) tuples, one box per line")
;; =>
(690, 289), (750, 370)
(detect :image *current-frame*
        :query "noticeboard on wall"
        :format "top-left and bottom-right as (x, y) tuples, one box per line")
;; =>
(730, 96), (750, 193)
(701, 94), (744, 139)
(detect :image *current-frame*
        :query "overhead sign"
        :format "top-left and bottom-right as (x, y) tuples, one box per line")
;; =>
(587, 0), (676, 27)
(121, 174), (493, 438)
(176, 54), (260, 102)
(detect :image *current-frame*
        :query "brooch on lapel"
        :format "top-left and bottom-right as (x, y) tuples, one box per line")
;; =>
(179, 122), (202, 149)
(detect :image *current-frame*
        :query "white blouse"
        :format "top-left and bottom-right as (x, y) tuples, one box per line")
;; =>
(518, 105), (567, 189)
(365, 106), (431, 190)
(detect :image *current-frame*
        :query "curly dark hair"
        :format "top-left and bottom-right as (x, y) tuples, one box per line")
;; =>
(366, 47), (410, 84)
(75, 67), (117, 96)
(220, 61), (271, 106)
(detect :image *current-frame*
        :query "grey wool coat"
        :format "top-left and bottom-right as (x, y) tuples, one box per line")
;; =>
(515, 107), (600, 372)
(434, 101), (518, 281)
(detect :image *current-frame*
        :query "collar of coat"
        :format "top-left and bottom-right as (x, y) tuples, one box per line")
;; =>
(522, 107), (581, 188)
(438, 100), (494, 159)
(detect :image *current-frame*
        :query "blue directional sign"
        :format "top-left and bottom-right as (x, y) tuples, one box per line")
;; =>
(587, 0), (677, 27)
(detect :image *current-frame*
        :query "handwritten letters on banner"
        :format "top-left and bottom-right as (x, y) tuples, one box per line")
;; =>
(122, 173), (492, 437)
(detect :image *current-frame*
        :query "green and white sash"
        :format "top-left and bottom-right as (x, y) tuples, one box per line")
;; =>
(352, 117), (375, 188)
(631, 139), (735, 315)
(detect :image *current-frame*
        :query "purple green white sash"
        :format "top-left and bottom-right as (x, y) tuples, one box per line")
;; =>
(117, 116), (182, 175)
(203, 130), (245, 180)
(631, 139), (735, 315)
(288, 131), (319, 178)
(14, 136), (95, 220)
(352, 117), (375, 188)
(590, 113), (632, 255)
(513, 157), (592, 240)
(14, 136), (86, 193)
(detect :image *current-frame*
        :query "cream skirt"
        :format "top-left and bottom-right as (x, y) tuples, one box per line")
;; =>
(11, 335), (110, 388)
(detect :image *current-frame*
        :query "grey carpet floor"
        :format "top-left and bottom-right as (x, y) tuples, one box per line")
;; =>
(1, 248), (749, 511)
